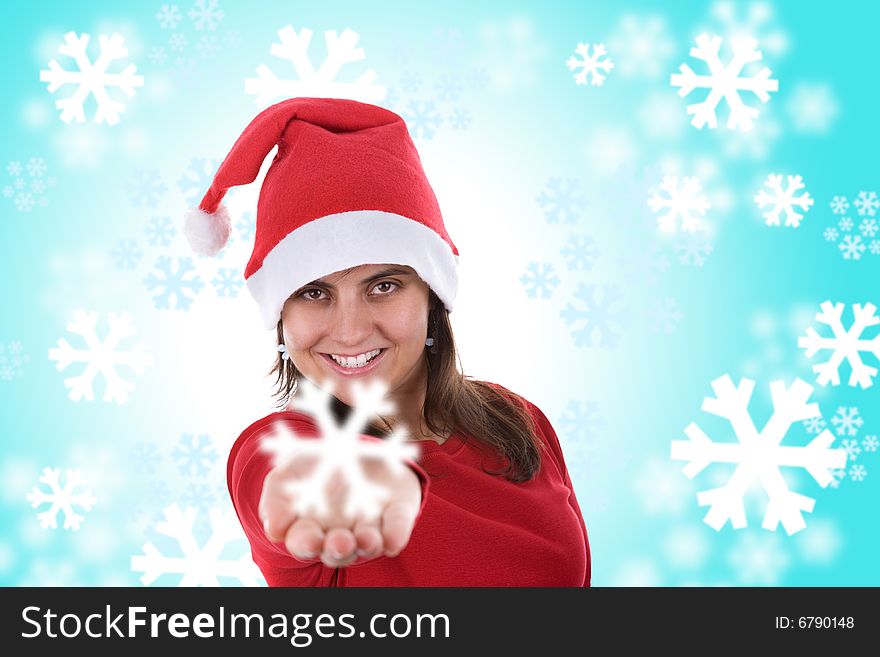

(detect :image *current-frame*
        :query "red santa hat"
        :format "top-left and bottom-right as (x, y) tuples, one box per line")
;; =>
(183, 97), (459, 330)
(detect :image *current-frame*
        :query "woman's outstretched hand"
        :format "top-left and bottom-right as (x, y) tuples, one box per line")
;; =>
(258, 451), (422, 569)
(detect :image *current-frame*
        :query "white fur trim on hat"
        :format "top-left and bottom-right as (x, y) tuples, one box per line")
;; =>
(184, 204), (232, 257)
(246, 210), (458, 330)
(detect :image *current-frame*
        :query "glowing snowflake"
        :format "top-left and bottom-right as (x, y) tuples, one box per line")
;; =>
(753, 174), (814, 227)
(39, 32), (144, 125)
(648, 175), (711, 232)
(670, 34), (778, 131)
(260, 378), (420, 522)
(560, 283), (627, 348)
(245, 25), (386, 108)
(131, 503), (263, 586)
(672, 375), (846, 535)
(565, 42), (614, 86)
(798, 301), (880, 388)
(536, 177), (588, 224)
(48, 311), (153, 404)
(26, 468), (96, 530)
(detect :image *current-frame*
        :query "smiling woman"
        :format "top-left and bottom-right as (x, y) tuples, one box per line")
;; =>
(183, 97), (590, 587)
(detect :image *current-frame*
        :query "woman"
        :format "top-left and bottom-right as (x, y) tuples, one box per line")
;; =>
(185, 97), (590, 586)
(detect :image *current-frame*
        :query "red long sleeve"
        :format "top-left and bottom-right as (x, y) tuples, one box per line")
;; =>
(228, 393), (590, 587)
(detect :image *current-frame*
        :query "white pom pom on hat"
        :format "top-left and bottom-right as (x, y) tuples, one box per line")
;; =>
(183, 204), (232, 257)
(182, 96), (459, 330)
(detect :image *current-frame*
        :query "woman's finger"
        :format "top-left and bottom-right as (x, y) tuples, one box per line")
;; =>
(284, 517), (326, 561)
(380, 500), (419, 557)
(258, 470), (299, 543)
(352, 516), (384, 559)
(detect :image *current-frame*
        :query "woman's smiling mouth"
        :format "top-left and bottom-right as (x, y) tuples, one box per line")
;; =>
(320, 348), (387, 376)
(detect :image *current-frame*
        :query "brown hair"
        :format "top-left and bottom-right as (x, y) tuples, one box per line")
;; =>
(269, 289), (545, 482)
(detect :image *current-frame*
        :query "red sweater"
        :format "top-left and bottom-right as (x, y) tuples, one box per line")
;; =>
(227, 392), (591, 586)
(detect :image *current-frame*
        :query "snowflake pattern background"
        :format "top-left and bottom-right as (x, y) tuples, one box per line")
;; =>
(1, 1), (878, 588)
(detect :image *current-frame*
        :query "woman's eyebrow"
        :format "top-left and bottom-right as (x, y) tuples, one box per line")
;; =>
(308, 267), (412, 288)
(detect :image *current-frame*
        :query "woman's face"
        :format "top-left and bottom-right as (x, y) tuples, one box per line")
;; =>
(280, 263), (431, 407)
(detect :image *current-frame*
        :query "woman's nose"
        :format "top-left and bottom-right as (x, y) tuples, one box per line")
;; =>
(330, 300), (374, 345)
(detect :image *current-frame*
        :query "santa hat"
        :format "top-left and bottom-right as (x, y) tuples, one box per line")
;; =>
(184, 97), (459, 330)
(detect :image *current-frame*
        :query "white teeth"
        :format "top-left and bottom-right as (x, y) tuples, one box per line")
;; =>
(329, 349), (381, 368)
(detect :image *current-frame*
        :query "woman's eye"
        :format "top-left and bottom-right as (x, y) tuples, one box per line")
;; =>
(373, 281), (397, 294)
(301, 289), (325, 300)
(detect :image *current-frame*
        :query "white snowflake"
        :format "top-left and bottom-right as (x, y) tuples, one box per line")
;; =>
(7, 160), (21, 176)
(652, 297), (683, 334)
(110, 239), (143, 269)
(433, 72), (463, 101)
(798, 301), (880, 388)
(211, 267), (243, 297)
(172, 434), (218, 477)
(862, 435), (878, 452)
(26, 157), (46, 177)
(830, 407), (863, 437)
(823, 227), (838, 242)
(127, 169), (167, 208)
(536, 177), (588, 224)
(48, 311), (153, 404)
(560, 235), (598, 270)
(188, 0), (224, 31)
(670, 34), (778, 131)
(245, 25), (386, 108)
(839, 235), (866, 260)
(26, 468), (96, 530)
(145, 215), (176, 247)
(195, 34), (220, 59)
(648, 175), (711, 232)
(39, 32), (144, 125)
(169, 33), (187, 52)
(520, 262), (559, 299)
(177, 157), (219, 206)
(671, 375), (846, 535)
(871, 241), (880, 255)
(859, 218), (878, 238)
(829, 195), (849, 214)
(448, 107), (472, 130)
(558, 400), (605, 443)
(144, 256), (205, 310)
(829, 467), (846, 489)
(156, 4), (182, 29)
(854, 191), (879, 217)
(753, 174), (814, 227)
(131, 503), (263, 586)
(401, 100), (443, 140)
(560, 283), (627, 348)
(802, 416), (826, 434)
(14, 193), (34, 213)
(565, 42), (614, 86)
(840, 438), (861, 461)
(849, 464), (867, 482)
(260, 378), (420, 522)
(675, 231), (714, 266)
(839, 216), (853, 232)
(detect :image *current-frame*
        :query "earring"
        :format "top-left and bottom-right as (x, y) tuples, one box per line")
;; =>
(425, 313), (438, 353)
(277, 343), (290, 361)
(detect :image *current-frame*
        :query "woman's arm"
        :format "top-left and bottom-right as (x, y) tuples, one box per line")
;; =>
(227, 412), (431, 586)
(528, 403), (592, 587)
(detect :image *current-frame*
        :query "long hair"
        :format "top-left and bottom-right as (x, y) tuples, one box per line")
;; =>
(269, 290), (544, 482)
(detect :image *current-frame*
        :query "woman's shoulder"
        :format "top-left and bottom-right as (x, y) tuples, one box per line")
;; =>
(474, 379), (549, 423)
